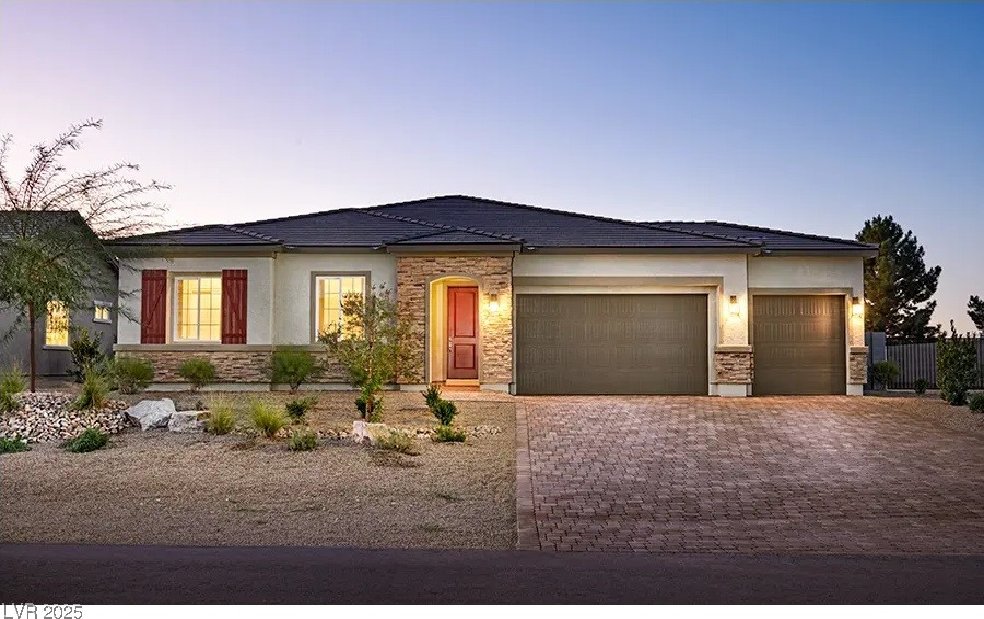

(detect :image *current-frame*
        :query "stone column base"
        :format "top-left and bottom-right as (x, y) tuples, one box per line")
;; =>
(714, 346), (753, 396)
(849, 346), (868, 390)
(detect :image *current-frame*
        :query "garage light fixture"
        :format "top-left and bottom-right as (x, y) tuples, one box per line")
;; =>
(728, 295), (740, 318)
(487, 292), (501, 313)
(852, 296), (863, 318)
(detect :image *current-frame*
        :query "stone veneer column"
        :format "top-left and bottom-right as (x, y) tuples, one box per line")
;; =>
(395, 255), (513, 386)
(714, 346), (753, 390)
(849, 346), (868, 385)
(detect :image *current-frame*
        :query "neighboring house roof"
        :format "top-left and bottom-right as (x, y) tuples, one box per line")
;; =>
(645, 221), (875, 253)
(110, 195), (876, 254)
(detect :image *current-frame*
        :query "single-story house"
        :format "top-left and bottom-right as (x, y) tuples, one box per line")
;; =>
(111, 195), (878, 396)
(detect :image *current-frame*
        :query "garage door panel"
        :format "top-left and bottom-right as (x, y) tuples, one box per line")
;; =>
(753, 295), (846, 395)
(516, 294), (707, 395)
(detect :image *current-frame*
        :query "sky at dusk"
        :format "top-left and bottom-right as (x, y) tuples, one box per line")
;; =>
(0, 1), (981, 331)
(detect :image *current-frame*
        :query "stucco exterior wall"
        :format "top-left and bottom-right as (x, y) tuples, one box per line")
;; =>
(272, 253), (397, 344)
(117, 256), (274, 345)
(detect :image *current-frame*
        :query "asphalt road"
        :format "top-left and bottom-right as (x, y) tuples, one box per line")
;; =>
(2, 544), (982, 604)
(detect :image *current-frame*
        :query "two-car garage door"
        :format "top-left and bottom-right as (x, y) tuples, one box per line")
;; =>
(515, 294), (708, 395)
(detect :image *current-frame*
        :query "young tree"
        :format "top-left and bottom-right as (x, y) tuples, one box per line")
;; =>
(0, 120), (168, 391)
(936, 321), (979, 406)
(856, 215), (942, 341)
(319, 284), (413, 422)
(969, 295), (984, 333)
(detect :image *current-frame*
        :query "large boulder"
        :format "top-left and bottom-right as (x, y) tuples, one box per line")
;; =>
(168, 411), (204, 433)
(126, 399), (176, 431)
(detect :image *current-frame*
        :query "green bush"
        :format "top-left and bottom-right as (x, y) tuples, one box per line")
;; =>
(73, 369), (109, 411)
(69, 328), (104, 382)
(110, 357), (154, 394)
(271, 347), (319, 392)
(375, 430), (418, 455)
(0, 366), (27, 395)
(432, 399), (458, 427)
(178, 357), (216, 391)
(0, 435), (29, 454)
(64, 427), (109, 453)
(432, 425), (467, 443)
(249, 399), (288, 438)
(285, 396), (317, 424)
(871, 360), (901, 390)
(355, 393), (383, 422)
(288, 428), (318, 451)
(914, 378), (929, 395)
(204, 399), (237, 435)
(423, 384), (442, 410)
(969, 393), (984, 414)
(0, 391), (16, 414)
(937, 325), (978, 405)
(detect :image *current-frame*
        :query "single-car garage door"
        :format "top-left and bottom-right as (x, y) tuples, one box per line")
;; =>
(752, 295), (846, 395)
(515, 294), (708, 395)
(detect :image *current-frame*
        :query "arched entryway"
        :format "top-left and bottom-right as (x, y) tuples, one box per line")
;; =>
(428, 276), (481, 385)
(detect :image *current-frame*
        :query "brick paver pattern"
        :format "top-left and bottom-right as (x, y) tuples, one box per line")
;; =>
(524, 396), (984, 553)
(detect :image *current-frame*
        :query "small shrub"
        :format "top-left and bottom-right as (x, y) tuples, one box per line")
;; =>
(0, 366), (27, 395)
(0, 391), (17, 414)
(937, 324), (978, 405)
(432, 425), (467, 443)
(249, 399), (288, 438)
(355, 393), (383, 422)
(871, 360), (900, 390)
(285, 396), (317, 424)
(178, 357), (216, 391)
(423, 384), (442, 410)
(0, 435), (29, 454)
(913, 378), (929, 395)
(73, 369), (109, 411)
(110, 357), (154, 394)
(288, 428), (318, 451)
(205, 399), (237, 435)
(69, 328), (104, 382)
(64, 427), (109, 453)
(271, 347), (320, 392)
(374, 430), (418, 455)
(432, 399), (458, 427)
(969, 393), (984, 414)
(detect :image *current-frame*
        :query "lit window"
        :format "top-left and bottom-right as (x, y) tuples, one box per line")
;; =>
(315, 275), (365, 339)
(175, 276), (222, 342)
(45, 301), (70, 347)
(94, 301), (112, 323)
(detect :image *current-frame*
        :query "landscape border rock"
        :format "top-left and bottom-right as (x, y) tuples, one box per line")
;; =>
(0, 392), (128, 443)
(126, 399), (176, 431)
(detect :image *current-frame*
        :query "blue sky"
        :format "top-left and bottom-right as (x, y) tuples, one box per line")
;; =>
(1, 2), (981, 330)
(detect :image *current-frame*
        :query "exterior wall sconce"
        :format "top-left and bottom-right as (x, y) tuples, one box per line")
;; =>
(728, 295), (740, 319)
(852, 296), (863, 318)
(487, 292), (501, 313)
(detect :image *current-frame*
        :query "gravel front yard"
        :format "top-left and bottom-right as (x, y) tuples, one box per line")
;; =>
(0, 391), (516, 549)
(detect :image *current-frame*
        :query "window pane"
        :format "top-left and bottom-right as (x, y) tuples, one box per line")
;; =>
(45, 301), (69, 347)
(175, 276), (222, 342)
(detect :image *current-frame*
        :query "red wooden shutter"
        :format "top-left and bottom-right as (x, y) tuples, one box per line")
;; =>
(140, 270), (167, 344)
(221, 269), (248, 344)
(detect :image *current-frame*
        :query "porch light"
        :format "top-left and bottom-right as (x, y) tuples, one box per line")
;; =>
(728, 295), (740, 319)
(487, 293), (501, 313)
(852, 296), (863, 318)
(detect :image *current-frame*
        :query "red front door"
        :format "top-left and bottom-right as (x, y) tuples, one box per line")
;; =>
(447, 286), (479, 380)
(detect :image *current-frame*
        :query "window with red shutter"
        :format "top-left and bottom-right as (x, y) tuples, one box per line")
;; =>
(221, 269), (248, 344)
(140, 270), (167, 344)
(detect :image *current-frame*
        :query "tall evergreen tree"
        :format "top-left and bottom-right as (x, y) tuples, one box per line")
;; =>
(856, 215), (941, 341)
(969, 295), (984, 333)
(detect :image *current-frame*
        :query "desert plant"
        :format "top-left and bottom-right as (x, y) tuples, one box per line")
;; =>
(0, 391), (16, 414)
(285, 396), (317, 424)
(423, 384), (442, 410)
(288, 428), (318, 451)
(374, 430), (418, 455)
(913, 378), (929, 395)
(110, 357), (154, 394)
(969, 393), (984, 414)
(319, 284), (413, 422)
(0, 435), (29, 453)
(432, 399), (458, 427)
(0, 366), (27, 395)
(937, 322), (978, 405)
(178, 357), (216, 391)
(64, 427), (109, 453)
(73, 368), (109, 410)
(250, 399), (288, 438)
(432, 425), (467, 443)
(204, 398), (237, 435)
(69, 327), (104, 381)
(871, 360), (901, 390)
(355, 392), (384, 422)
(271, 347), (319, 392)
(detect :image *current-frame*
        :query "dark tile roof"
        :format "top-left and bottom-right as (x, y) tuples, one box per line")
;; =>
(111, 195), (874, 253)
(646, 221), (876, 252)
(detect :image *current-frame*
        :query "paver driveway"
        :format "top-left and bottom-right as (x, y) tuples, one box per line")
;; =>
(518, 396), (984, 553)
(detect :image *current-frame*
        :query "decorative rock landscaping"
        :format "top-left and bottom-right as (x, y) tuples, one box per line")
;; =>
(167, 411), (205, 434)
(0, 392), (129, 443)
(126, 399), (177, 431)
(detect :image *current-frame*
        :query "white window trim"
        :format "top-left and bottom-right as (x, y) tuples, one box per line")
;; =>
(312, 273), (368, 342)
(173, 274), (223, 343)
(93, 300), (113, 324)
